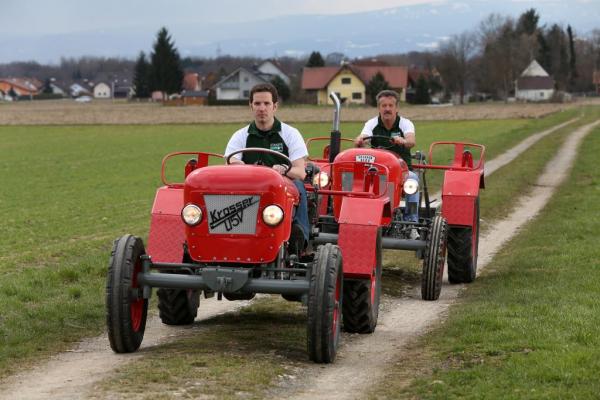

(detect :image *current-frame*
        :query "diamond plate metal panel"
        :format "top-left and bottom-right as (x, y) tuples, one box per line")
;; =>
(442, 195), (474, 227)
(147, 214), (185, 263)
(338, 224), (378, 278)
(204, 195), (260, 234)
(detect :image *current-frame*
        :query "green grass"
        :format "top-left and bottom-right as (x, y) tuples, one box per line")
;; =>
(370, 117), (600, 398)
(0, 108), (580, 380)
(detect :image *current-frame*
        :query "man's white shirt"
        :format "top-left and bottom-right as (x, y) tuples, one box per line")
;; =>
(225, 122), (308, 162)
(360, 116), (415, 137)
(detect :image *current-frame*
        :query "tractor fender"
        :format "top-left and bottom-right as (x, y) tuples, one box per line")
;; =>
(441, 170), (482, 227)
(336, 196), (386, 279)
(147, 186), (185, 263)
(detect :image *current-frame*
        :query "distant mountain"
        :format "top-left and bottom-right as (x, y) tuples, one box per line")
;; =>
(1, 1), (598, 63)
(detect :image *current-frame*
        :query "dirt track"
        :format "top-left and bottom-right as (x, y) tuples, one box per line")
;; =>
(1, 117), (596, 399)
(0, 100), (575, 125)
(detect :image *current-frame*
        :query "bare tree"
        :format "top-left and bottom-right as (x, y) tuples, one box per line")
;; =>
(437, 31), (477, 104)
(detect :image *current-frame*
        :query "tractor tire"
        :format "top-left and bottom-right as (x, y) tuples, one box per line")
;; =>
(448, 197), (480, 284)
(157, 288), (200, 325)
(106, 235), (148, 353)
(307, 243), (343, 363)
(421, 215), (448, 300)
(342, 229), (382, 333)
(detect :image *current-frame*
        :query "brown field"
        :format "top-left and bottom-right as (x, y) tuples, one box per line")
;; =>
(0, 98), (583, 125)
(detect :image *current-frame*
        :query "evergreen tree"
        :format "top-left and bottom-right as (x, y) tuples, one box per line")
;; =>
(149, 27), (184, 98)
(42, 78), (53, 94)
(133, 51), (151, 98)
(516, 8), (539, 36)
(8, 86), (18, 99)
(365, 72), (390, 106)
(414, 75), (431, 104)
(270, 75), (290, 102)
(567, 25), (578, 89)
(306, 51), (325, 67)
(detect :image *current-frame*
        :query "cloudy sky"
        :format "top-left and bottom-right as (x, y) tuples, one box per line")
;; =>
(1, 0), (598, 63)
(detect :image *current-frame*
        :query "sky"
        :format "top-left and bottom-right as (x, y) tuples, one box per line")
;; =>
(1, 0), (598, 63)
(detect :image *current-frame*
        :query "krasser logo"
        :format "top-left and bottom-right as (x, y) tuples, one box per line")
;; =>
(209, 196), (259, 232)
(355, 154), (376, 163)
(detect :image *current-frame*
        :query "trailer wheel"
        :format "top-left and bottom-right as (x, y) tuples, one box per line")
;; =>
(421, 215), (448, 300)
(342, 229), (382, 333)
(106, 235), (148, 353)
(307, 243), (343, 363)
(448, 197), (480, 283)
(157, 288), (200, 325)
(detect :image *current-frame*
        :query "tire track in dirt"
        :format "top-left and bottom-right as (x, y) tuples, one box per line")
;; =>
(0, 118), (589, 400)
(278, 119), (600, 400)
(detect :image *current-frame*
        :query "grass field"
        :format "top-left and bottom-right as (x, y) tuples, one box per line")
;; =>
(0, 108), (582, 382)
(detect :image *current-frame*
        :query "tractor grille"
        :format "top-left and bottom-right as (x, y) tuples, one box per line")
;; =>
(204, 195), (260, 234)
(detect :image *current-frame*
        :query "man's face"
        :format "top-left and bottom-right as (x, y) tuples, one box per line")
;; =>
(378, 96), (398, 125)
(250, 91), (278, 126)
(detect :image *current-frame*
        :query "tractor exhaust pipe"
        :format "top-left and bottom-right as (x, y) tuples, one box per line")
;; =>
(329, 91), (341, 163)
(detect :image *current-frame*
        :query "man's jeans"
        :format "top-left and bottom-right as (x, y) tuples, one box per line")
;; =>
(404, 170), (420, 223)
(292, 179), (310, 242)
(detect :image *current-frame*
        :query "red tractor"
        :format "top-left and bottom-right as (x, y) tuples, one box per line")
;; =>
(303, 94), (485, 333)
(106, 149), (344, 363)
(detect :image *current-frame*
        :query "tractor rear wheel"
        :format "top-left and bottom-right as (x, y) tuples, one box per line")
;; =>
(307, 243), (343, 363)
(448, 197), (480, 283)
(106, 235), (148, 353)
(157, 288), (200, 325)
(421, 215), (448, 300)
(342, 229), (382, 333)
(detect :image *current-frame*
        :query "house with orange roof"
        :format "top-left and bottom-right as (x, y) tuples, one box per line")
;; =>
(301, 64), (408, 105)
(0, 78), (42, 98)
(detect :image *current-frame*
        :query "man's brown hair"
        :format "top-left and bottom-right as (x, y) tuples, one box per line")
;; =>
(250, 83), (279, 103)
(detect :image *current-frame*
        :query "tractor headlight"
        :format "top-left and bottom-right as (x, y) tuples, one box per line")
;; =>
(181, 204), (203, 226)
(312, 172), (330, 188)
(262, 205), (284, 226)
(403, 178), (419, 195)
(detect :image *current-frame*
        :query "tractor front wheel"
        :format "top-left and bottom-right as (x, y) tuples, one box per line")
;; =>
(342, 229), (382, 333)
(307, 243), (343, 363)
(448, 197), (480, 283)
(421, 215), (448, 300)
(106, 235), (148, 353)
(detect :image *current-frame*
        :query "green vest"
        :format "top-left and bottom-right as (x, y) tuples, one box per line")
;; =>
(370, 115), (412, 169)
(242, 118), (289, 167)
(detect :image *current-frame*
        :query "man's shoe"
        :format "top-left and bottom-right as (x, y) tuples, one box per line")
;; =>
(409, 228), (420, 240)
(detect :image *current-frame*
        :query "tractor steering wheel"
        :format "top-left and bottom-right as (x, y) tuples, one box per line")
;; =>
(360, 135), (396, 150)
(226, 148), (293, 176)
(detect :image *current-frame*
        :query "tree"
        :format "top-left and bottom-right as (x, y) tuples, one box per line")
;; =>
(365, 72), (390, 106)
(133, 51), (151, 98)
(438, 31), (477, 104)
(414, 75), (431, 104)
(306, 51), (325, 67)
(42, 78), (53, 94)
(516, 8), (539, 36)
(149, 27), (184, 98)
(270, 75), (290, 102)
(567, 25), (578, 89)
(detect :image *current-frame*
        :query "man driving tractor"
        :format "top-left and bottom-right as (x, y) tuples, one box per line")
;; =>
(225, 83), (310, 251)
(354, 89), (420, 239)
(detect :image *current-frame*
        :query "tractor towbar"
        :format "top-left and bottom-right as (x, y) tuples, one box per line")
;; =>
(313, 232), (426, 251)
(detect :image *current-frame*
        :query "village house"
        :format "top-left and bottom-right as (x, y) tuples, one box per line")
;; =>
(301, 64), (408, 105)
(212, 61), (291, 101)
(0, 78), (42, 98)
(515, 60), (555, 102)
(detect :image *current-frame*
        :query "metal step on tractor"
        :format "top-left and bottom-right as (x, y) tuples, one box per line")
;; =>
(303, 93), (485, 335)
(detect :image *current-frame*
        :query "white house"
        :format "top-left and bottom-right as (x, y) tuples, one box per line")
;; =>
(515, 60), (555, 102)
(257, 60), (290, 86)
(213, 67), (269, 101)
(93, 82), (111, 98)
